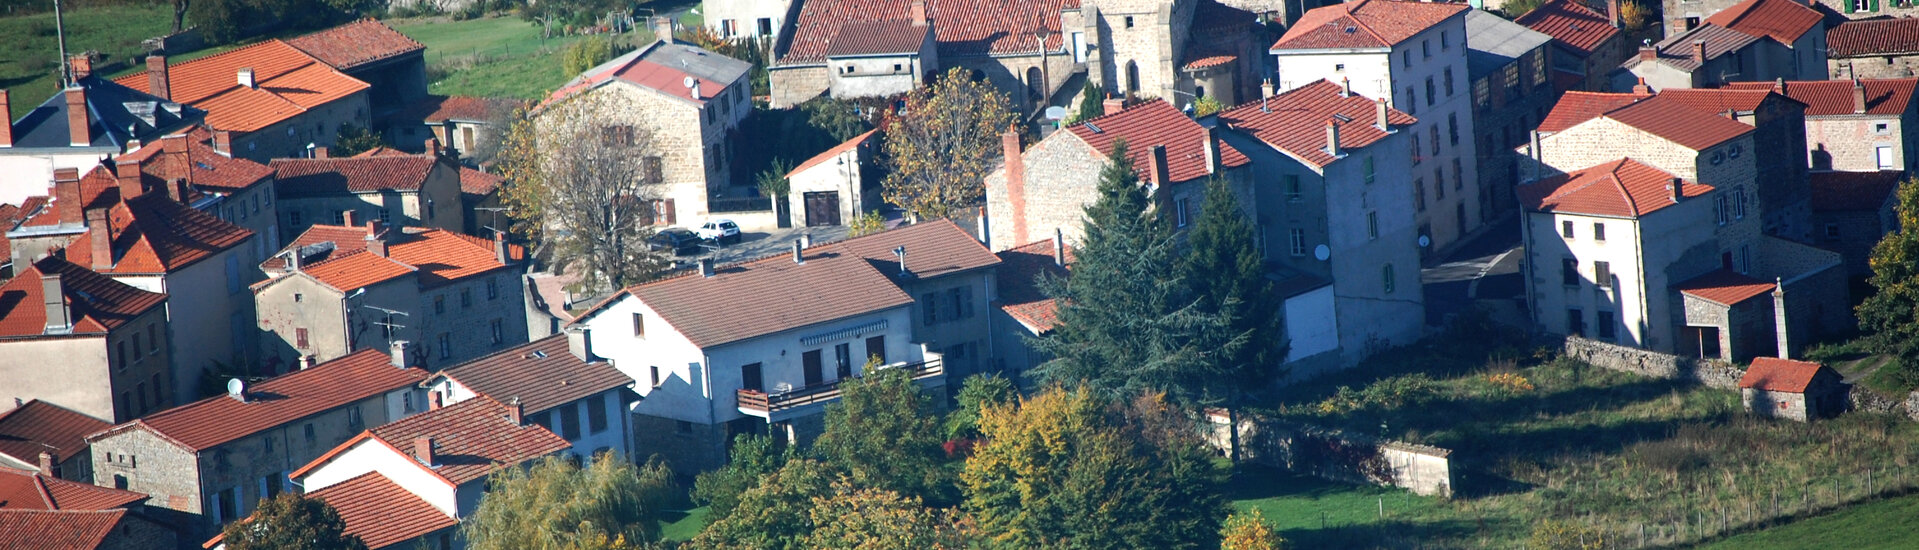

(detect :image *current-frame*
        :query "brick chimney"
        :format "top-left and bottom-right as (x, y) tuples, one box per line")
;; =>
(168, 178), (189, 202)
(1691, 40), (1706, 65)
(1853, 77), (1868, 114)
(910, 0), (927, 26)
(146, 56), (170, 101)
(493, 230), (510, 264)
(69, 54), (91, 81)
(211, 130), (231, 156)
(114, 159), (144, 198)
(64, 88), (89, 146)
(342, 210), (358, 228)
(37, 451), (55, 474)
(1639, 44), (1657, 62)
(1147, 144), (1170, 189)
(1608, 0), (1622, 29)
(311, 146), (329, 159)
(429, 391), (443, 410)
(508, 399), (524, 425)
(54, 168), (81, 225)
(1202, 126), (1220, 174)
(1325, 121), (1341, 156)
(0, 89), (11, 147)
(1002, 125), (1028, 245)
(425, 137), (441, 156)
(1375, 98), (1390, 130)
(365, 226), (388, 257)
(412, 436), (435, 466)
(86, 208), (111, 270)
(1102, 95), (1125, 116)
(41, 274), (70, 334)
(1632, 77), (1652, 96)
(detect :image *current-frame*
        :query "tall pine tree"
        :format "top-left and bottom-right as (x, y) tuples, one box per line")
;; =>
(1181, 176), (1286, 459)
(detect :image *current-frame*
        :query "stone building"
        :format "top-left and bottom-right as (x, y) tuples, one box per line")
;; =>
(786, 130), (880, 227)
(268, 148), (468, 239)
(0, 257), (169, 425)
(285, 19), (429, 116)
(541, 39), (753, 226)
(1829, 18), (1919, 80)
(1809, 170), (1902, 278)
(386, 95), (523, 160)
(1216, 80), (1424, 371)
(0, 400), (111, 481)
(989, 237), (1068, 383)
(85, 346), (428, 539)
(114, 41), (372, 163)
(1517, 0), (1628, 93)
(1074, 0), (1265, 107)
(0, 466), (149, 511)
(1629, 0), (1825, 90)
(1270, 0), (1482, 257)
(116, 130), (283, 257)
(704, 0), (799, 40)
(1728, 78), (1919, 173)
(1663, 0), (1919, 32)
(421, 333), (633, 460)
(253, 222), (527, 371)
(1738, 357), (1844, 421)
(0, 508), (178, 550)
(985, 99), (1251, 251)
(0, 59), (203, 205)
(1466, 10), (1555, 218)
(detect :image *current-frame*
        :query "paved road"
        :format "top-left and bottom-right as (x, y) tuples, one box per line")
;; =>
(1422, 216), (1524, 326)
(665, 223), (853, 268)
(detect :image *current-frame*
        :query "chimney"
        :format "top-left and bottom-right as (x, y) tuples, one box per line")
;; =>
(86, 209), (111, 270)
(54, 169), (81, 225)
(1052, 227), (1065, 266)
(1639, 44), (1658, 62)
(425, 137), (441, 156)
(910, 0), (927, 26)
(1102, 95), (1125, 116)
(653, 16), (675, 43)
(40, 274), (69, 333)
(1774, 77), (1787, 95)
(1148, 144), (1170, 188)
(508, 399), (524, 425)
(64, 87), (89, 146)
(1691, 40), (1706, 64)
(1325, 121), (1341, 157)
(698, 257), (715, 277)
(1529, 130), (1543, 181)
(237, 68), (256, 89)
(146, 56), (170, 101)
(162, 133), (187, 173)
(0, 89), (11, 147)
(1375, 98), (1390, 130)
(1853, 77), (1868, 114)
(297, 354), (314, 370)
(1202, 126), (1220, 174)
(1260, 79), (1274, 99)
(114, 159), (143, 198)
(412, 436), (435, 466)
(429, 391), (443, 410)
(493, 231), (511, 264)
(792, 239), (804, 264)
(689, 80), (701, 101)
(286, 248), (302, 272)
(342, 210), (358, 228)
(37, 451), (55, 474)
(566, 326), (594, 361)
(1632, 77), (1652, 96)
(366, 232), (388, 257)
(168, 178), (188, 202)
(894, 245), (909, 276)
(312, 146), (328, 159)
(799, 233), (812, 249)
(124, 139), (140, 152)
(390, 340), (416, 368)
(1340, 77), (1352, 97)
(211, 130), (231, 155)
(69, 54), (91, 81)
(1608, 0), (1621, 28)
(1669, 177), (1684, 202)
(1772, 277), (1790, 358)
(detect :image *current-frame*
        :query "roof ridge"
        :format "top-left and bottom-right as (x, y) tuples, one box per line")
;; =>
(1342, 0), (1392, 44)
(1606, 159), (1640, 216)
(29, 471), (55, 509)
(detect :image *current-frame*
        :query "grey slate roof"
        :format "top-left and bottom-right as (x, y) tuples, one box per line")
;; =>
(7, 76), (203, 150)
(1466, 10), (1553, 79)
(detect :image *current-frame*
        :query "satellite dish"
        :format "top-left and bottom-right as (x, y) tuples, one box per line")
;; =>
(1418, 235), (1432, 248)
(1044, 106), (1068, 120)
(683, 76), (696, 89)
(226, 378), (247, 401)
(1313, 244), (1330, 261)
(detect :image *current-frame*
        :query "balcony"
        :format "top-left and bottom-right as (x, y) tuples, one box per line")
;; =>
(736, 359), (943, 417)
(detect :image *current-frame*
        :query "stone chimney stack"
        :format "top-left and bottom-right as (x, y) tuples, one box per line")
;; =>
(65, 87), (89, 146)
(1202, 126), (1220, 174)
(366, 230), (388, 257)
(1147, 144), (1170, 189)
(1691, 40), (1706, 64)
(0, 89), (11, 148)
(654, 16), (675, 43)
(114, 160), (144, 198)
(237, 68), (256, 89)
(212, 130), (231, 156)
(86, 209), (111, 270)
(1854, 77), (1868, 114)
(168, 178), (189, 203)
(1772, 278), (1790, 358)
(41, 274), (70, 334)
(37, 451), (55, 475)
(698, 257), (715, 277)
(1102, 95), (1125, 116)
(147, 56), (170, 101)
(910, 0), (927, 26)
(1375, 98), (1390, 130)
(1325, 121), (1341, 157)
(54, 168), (81, 225)
(69, 54), (91, 81)
(390, 340), (415, 368)
(493, 230), (510, 264)
(413, 436), (435, 466)
(1529, 130), (1543, 182)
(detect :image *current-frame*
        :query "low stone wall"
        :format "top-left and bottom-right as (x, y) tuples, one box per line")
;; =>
(1853, 388), (1906, 415)
(1203, 409), (1454, 498)
(1562, 336), (1745, 389)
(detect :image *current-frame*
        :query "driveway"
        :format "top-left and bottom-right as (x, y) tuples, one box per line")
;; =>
(1423, 216), (1524, 327)
(690, 223), (852, 265)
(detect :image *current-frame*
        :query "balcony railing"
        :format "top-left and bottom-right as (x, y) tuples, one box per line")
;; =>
(736, 359), (943, 415)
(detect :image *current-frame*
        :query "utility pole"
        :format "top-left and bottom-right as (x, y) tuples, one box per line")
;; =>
(53, 0), (69, 86)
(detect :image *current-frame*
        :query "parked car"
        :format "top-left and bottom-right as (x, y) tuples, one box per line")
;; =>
(650, 228), (705, 256)
(695, 219), (742, 244)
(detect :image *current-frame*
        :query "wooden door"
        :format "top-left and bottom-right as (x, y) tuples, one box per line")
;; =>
(741, 362), (763, 392)
(804, 192), (841, 226)
(803, 350), (824, 386)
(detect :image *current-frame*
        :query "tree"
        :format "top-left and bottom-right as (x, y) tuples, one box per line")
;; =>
(1029, 140), (1244, 405)
(803, 97), (872, 143)
(563, 36), (616, 77)
(943, 372), (1017, 440)
(800, 482), (974, 549)
(847, 211), (887, 237)
(499, 95), (670, 293)
(1220, 509), (1287, 550)
(1859, 178), (1919, 390)
(172, 0), (191, 33)
(331, 124), (385, 158)
(691, 434), (793, 523)
(463, 454), (680, 550)
(756, 158), (793, 223)
(687, 459), (835, 550)
(1192, 96), (1225, 118)
(218, 493), (368, 550)
(959, 386), (1227, 550)
(881, 67), (1015, 221)
(811, 362), (955, 506)
(1181, 177), (1286, 458)
(1070, 79), (1105, 123)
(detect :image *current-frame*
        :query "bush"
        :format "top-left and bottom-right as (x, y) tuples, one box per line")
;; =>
(1619, 0), (1652, 32)
(1193, 96), (1224, 118)
(1528, 518), (1614, 550)
(561, 36), (614, 76)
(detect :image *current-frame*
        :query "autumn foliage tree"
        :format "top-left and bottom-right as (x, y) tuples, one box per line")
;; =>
(462, 454), (680, 550)
(218, 493), (367, 550)
(881, 68), (1015, 221)
(812, 362), (955, 506)
(1220, 509), (1288, 550)
(1859, 178), (1919, 389)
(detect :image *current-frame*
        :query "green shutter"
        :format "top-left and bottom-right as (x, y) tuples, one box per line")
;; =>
(1845, 0), (1855, 13)
(1872, 0), (1881, 12)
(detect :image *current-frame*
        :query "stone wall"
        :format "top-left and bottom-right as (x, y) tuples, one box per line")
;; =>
(1561, 335), (1745, 389)
(1834, 56), (1919, 80)
(1203, 409), (1455, 497)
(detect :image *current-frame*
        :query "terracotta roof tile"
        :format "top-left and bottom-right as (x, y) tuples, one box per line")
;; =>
(1656, 88), (1778, 115)
(1272, 0), (1468, 50)
(994, 238), (1070, 333)
(0, 400), (110, 469)
(369, 397), (569, 485)
(285, 19), (425, 71)
(1516, 0), (1620, 56)
(116, 133), (274, 193)
(397, 95), (523, 124)
(459, 167), (502, 198)
(299, 250), (418, 292)
(61, 189), (255, 274)
(270, 155), (441, 197)
(106, 348), (427, 451)
(604, 242), (913, 348)
(1065, 99), (1251, 182)
(390, 229), (522, 288)
(304, 472), (455, 550)
(1809, 170), (1904, 212)
(1674, 267), (1775, 305)
(262, 225), (520, 290)
(114, 41), (370, 133)
(438, 335), (628, 415)
(1740, 357), (1830, 392)
(780, 0), (1076, 64)
(0, 256), (168, 338)
(1623, 24), (1759, 72)
(1828, 17), (1919, 57)
(788, 130), (877, 177)
(1725, 78), (1919, 116)
(1518, 158), (1712, 217)
(1602, 94), (1754, 150)
(261, 224), (375, 270)
(1702, 0), (1822, 46)
(1219, 80), (1416, 168)
(832, 219), (1001, 280)
(547, 42), (750, 106)
(0, 509), (126, 549)
(826, 20), (931, 56)
(0, 468), (146, 511)
(1539, 91), (1646, 132)
(1184, 54), (1238, 70)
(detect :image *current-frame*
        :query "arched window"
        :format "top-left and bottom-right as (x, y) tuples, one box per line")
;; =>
(1026, 67), (1044, 106)
(1125, 61), (1140, 94)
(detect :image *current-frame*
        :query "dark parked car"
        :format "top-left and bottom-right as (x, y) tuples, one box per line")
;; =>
(650, 228), (704, 256)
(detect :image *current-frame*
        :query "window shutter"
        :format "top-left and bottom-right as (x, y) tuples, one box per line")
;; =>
(664, 199), (677, 225)
(1872, 0), (1881, 11)
(1844, 0), (1855, 14)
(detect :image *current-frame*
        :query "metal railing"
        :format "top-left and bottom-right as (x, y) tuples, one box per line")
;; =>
(709, 196), (774, 213)
(736, 359), (943, 414)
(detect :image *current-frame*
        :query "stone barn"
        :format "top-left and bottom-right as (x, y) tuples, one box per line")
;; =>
(1738, 357), (1844, 421)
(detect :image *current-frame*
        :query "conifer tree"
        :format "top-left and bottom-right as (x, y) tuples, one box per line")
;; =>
(1182, 176), (1287, 458)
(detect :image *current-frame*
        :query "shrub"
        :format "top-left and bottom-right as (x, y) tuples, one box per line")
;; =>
(1528, 518), (1614, 550)
(1193, 95), (1224, 118)
(1619, 0), (1651, 32)
(847, 211), (886, 237)
(1484, 372), (1535, 396)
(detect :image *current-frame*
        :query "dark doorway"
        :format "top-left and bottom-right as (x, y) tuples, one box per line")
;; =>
(741, 362), (763, 392)
(805, 192), (841, 226)
(803, 350), (824, 386)
(1684, 326), (1723, 358)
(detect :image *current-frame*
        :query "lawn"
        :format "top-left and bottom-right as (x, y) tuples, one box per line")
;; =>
(0, 3), (173, 107)
(659, 506), (708, 542)
(390, 15), (655, 100)
(1699, 492), (1919, 550)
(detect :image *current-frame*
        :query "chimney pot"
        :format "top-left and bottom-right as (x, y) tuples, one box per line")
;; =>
(793, 239), (805, 264)
(211, 130), (231, 155)
(1375, 98), (1390, 130)
(413, 436), (435, 466)
(1102, 95), (1125, 116)
(64, 88), (89, 146)
(0, 89), (12, 147)
(1774, 77), (1787, 95)
(40, 274), (69, 333)
(86, 209), (111, 270)
(894, 245), (909, 276)
(1260, 78), (1274, 99)
(69, 54), (91, 81)
(1325, 121), (1342, 157)
(390, 340), (415, 368)
(237, 68), (256, 89)
(146, 56), (171, 101)
(698, 257), (716, 277)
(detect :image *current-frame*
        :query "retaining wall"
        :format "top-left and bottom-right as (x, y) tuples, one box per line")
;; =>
(1203, 409), (1455, 497)
(1562, 335), (1745, 389)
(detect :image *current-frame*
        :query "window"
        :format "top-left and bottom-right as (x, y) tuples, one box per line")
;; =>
(1363, 156), (1376, 184)
(378, 208), (390, 224)
(1447, 114), (1459, 146)
(1826, 224), (1841, 240)
(1124, 15), (1134, 27)
(1367, 212), (1379, 240)
(487, 278), (498, 300)
(1532, 49), (1547, 85)
(1425, 77), (1436, 106)
(559, 404), (581, 440)
(946, 286), (974, 319)
(304, 423), (315, 441)
(290, 210), (302, 227)
(1175, 197), (1191, 227)
(404, 392), (416, 413)
(677, 420), (694, 434)
(216, 487), (238, 522)
(1422, 39), (1431, 58)
(1405, 87), (1417, 115)
(1412, 133), (1422, 164)
(1415, 179), (1426, 211)
(295, 328), (309, 349)
(741, 363), (763, 392)
(1562, 258), (1579, 286)
(438, 333), (451, 359)
(1125, 62), (1140, 93)
(427, 199), (436, 220)
(1733, 187), (1747, 219)
(643, 157), (664, 183)
(347, 407), (363, 430)
(1284, 175), (1301, 201)
(632, 313), (645, 337)
(1594, 261), (1612, 289)
(587, 394), (608, 434)
(1402, 50), (1412, 68)
(1289, 229), (1306, 256)
(1429, 125), (1441, 156)
(1382, 264), (1396, 293)
(117, 342), (128, 370)
(922, 292), (940, 324)
(434, 295), (445, 314)
(1435, 169), (1445, 200)
(600, 126), (635, 146)
(226, 256), (242, 294)
(866, 336), (886, 364)
(835, 342), (853, 378)
(460, 288), (472, 308)
(1597, 311), (1616, 340)
(1876, 123), (1891, 134)
(1593, 223), (1606, 241)
(1453, 159), (1463, 191)
(1878, 146), (1896, 169)
(1567, 308), (1585, 336)
(1475, 78), (1491, 109)
(1715, 194), (1730, 225)
(1562, 220), (1575, 238)
(136, 383), (147, 414)
(650, 366), (661, 387)
(1335, 63), (1346, 72)
(490, 319), (504, 345)
(1441, 30), (1451, 50)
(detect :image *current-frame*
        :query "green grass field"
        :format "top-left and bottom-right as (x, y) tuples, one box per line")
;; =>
(659, 506), (708, 542)
(0, 3), (173, 107)
(391, 15), (655, 100)
(1700, 493), (1919, 550)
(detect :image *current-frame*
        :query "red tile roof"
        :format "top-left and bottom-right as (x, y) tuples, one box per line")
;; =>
(789, 130), (877, 177)
(1219, 80), (1417, 169)
(438, 335), (628, 415)
(826, 20), (931, 56)
(1272, 0), (1468, 50)
(546, 42), (750, 106)
(1810, 170), (1904, 212)
(459, 167), (502, 198)
(0, 400), (110, 469)
(100, 348), (427, 452)
(1656, 88), (1778, 115)
(1065, 99), (1251, 182)
(1516, 0), (1620, 57)
(1675, 268), (1776, 305)
(21, 167), (127, 228)
(285, 19), (426, 71)
(114, 40), (370, 133)
(780, 0), (1076, 64)
(367, 397), (569, 485)
(299, 250), (418, 292)
(398, 95), (524, 124)
(1740, 357), (1831, 392)
(117, 133), (274, 193)
(0, 468), (147, 511)
(0, 509), (127, 549)
(995, 238), (1070, 333)
(593, 242), (912, 348)
(304, 472), (455, 550)
(1602, 95), (1754, 150)
(1726, 78), (1919, 116)
(1518, 158), (1713, 217)
(61, 189), (255, 275)
(1624, 24), (1759, 72)
(262, 225), (521, 290)
(1828, 17), (1919, 57)
(0, 256), (168, 338)
(270, 155), (442, 197)
(1702, 0), (1822, 46)
(1539, 91), (1643, 132)
(833, 219), (1001, 280)
(1184, 53), (1238, 70)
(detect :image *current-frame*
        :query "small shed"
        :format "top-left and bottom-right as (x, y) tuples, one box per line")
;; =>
(1738, 357), (1845, 421)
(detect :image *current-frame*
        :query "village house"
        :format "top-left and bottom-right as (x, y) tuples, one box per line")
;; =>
(0, 465), (150, 512)
(1216, 80), (1424, 372)
(0, 400), (112, 481)
(116, 130), (283, 255)
(0, 58), (204, 204)
(785, 130), (880, 227)
(1626, 0), (1826, 91)
(1517, 0), (1628, 93)
(1728, 78), (1919, 173)
(1809, 170), (1902, 278)
(1663, 0), (1916, 32)
(0, 508), (178, 550)
(84, 345), (428, 539)
(279, 396), (568, 549)
(113, 40), (372, 163)
(1072, 0), (1265, 108)
(285, 19), (430, 116)
(386, 95), (523, 160)
(1828, 18), (1919, 80)
(0, 257), (171, 426)
(989, 237), (1068, 383)
(1739, 357), (1845, 421)
(704, 0), (798, 40)
(268, 147), (467, 238)
(253, 221), (527, 371)
(542, 38), (753, 226)
(421, 333), (633, 460)
(1270, 0), (1483, 258)
(1466, 10), (1556, 218)
(985, 99), (1252, 252)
